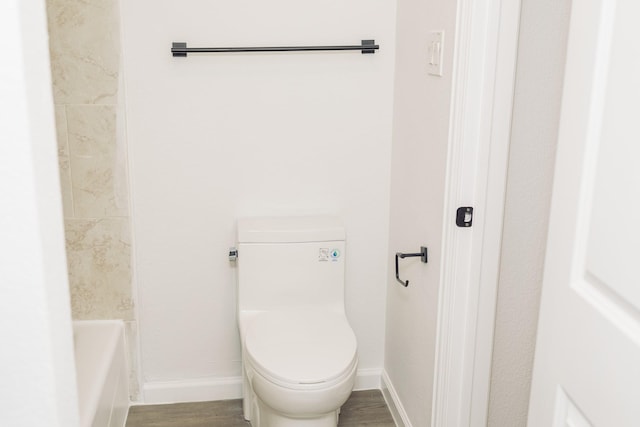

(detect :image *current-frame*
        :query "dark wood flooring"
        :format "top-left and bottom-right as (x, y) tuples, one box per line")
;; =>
(126, 389), (395, 427)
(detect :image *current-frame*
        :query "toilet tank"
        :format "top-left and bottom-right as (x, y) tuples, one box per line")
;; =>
(236, 216), (346, 313)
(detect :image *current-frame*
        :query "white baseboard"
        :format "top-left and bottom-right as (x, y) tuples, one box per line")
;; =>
(142, 376), (243, 404)
(381, 370), (412, 427)
(142, 369), (383, 405)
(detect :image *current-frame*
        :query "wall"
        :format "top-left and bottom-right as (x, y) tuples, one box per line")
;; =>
(487, 0), (572, 425)
(121, 0), (397, 401)
(0, 0), (79, 425)
(384, 0), (458, 425)
(45, 0), (139, 400)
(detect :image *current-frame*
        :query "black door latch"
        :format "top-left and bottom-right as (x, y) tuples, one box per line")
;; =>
(456, 207), (473, 227)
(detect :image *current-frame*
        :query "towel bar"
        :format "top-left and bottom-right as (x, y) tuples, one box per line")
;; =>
(171, 40), (379, 57)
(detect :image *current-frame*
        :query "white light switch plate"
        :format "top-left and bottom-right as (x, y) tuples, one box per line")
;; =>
(427, 30), (445, 77)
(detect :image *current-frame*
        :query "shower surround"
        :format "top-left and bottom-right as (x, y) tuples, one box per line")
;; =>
(46, 0), (139, 401)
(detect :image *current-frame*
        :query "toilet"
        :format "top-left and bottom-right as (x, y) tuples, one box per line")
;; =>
(236, 216), (358, 427)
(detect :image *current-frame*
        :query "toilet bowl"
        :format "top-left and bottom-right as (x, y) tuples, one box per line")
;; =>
(235, 216), (358, 427)
(242, 310), (357, 426)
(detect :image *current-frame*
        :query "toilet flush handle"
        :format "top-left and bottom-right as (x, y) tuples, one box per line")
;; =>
(229, 247), (238, 262)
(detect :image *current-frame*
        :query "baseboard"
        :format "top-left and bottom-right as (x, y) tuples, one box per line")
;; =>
(142, 369), (383, 405)
(381, 370), (412, 427)
(142, 376), (243, 404)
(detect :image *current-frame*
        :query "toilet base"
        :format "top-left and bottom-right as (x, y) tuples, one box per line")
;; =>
(253, 396), (339, 427)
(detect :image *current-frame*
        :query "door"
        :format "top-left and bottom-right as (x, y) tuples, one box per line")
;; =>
(528, 1), (640, 426)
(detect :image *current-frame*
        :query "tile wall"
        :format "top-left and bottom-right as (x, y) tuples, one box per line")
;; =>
(46, 0), (139, 400)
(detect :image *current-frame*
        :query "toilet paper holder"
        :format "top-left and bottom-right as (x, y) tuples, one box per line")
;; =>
(395, 247), (428, 287)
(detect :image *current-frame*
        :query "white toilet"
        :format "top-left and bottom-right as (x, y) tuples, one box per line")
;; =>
(236, 216), (358, 427)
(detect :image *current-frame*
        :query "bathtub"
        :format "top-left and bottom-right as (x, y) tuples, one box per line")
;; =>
(73, 321), (129, 427)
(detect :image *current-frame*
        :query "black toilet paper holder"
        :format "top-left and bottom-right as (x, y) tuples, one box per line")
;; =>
(395, 247), (428, 287)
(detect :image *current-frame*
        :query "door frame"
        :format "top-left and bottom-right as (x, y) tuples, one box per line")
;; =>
(431, 0), (521, 425)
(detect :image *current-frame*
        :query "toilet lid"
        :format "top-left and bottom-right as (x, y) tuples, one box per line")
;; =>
(245, 310), (357, 385)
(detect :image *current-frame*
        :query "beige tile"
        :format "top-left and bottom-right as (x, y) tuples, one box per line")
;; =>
(67, 105), (129, 218)
(54, 105), (74, 217)
(65, 218), (133, 320)
(46, 0), (121, 104)
(125, 320), (141, 402)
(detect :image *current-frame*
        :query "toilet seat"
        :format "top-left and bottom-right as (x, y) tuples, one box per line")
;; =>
(244, 310), (357, 390)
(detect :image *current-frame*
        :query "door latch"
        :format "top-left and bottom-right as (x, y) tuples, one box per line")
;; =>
(456, 207), (473, 227)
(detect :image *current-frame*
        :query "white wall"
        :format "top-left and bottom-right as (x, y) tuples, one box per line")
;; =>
(487, 0), (571, 425)
(121, 0), (397, 401)
(384, 0), (458, 425)
(0, 0), (79, 425)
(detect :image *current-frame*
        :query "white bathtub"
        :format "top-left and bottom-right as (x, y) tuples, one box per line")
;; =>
(73, 321), (129, 427)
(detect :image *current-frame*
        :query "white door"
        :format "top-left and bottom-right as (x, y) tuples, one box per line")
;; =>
(528, 1), (640, 426)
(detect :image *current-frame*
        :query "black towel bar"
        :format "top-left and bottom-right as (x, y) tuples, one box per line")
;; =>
(171, 40), (379, 57)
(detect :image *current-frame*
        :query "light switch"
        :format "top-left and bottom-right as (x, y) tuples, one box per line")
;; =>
(427, 30), (445, 77)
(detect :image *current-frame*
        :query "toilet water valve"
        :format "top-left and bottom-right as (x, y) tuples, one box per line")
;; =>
(229, 247), (238, 262)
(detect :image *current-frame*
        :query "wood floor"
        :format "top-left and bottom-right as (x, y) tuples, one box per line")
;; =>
(126, 390), (396, 427)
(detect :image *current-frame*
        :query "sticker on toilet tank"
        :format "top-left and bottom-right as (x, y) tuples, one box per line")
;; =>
(319, 248), (341, 262)
(319, 248), (330, 261)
